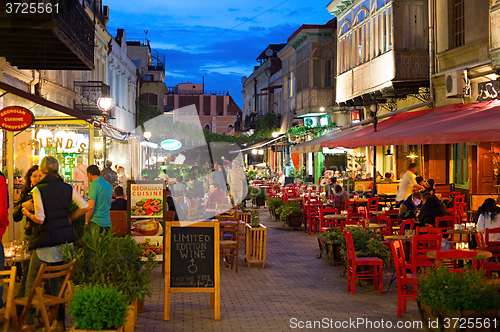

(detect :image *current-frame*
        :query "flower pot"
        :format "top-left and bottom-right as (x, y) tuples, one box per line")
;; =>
(255, 197), (266, 207)
(417, 300), (499, 332)
(317, 236), (342, 266)
(124, 300), (138, 332)
(286, 212), (303, 230)
(245, 223), (267, 268)
(70, 326), (124, 332)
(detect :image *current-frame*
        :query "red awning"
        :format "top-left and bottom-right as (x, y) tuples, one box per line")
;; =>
(321, 100), (500, 148)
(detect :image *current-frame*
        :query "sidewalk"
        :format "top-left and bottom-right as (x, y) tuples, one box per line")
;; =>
(137, 209), (423, 331)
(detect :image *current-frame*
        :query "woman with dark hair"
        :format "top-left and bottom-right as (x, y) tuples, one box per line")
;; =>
(13, 165), (42, 300)
(477, 198), (500, 241)
(21, 156), (89, 327)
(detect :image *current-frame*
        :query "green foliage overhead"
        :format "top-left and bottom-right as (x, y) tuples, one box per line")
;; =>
(69, 284), (128, 330)
(418, 264), (500, 313)
(286, 125), (332, 140)
(136, 100), (163, 128)
(63, 224), (157, 303)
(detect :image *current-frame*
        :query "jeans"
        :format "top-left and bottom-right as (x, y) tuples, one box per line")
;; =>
(90, 221), (109, 234)
(24, 250), (65, 324)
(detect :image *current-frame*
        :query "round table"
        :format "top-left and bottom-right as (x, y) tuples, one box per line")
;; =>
(426, 249), (492, 260)
(446, 229), (477, 235)
(384, 235), (413, 242)
(323, 214), (363, 220)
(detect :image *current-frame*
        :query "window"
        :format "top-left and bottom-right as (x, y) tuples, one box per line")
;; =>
(453, 143), (468, 187)
(227, 124), (233, 132)
(204, 124), (210, 131)
(453, 0), (465, 48)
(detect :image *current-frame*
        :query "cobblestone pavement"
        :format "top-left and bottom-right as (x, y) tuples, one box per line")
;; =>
(136, 209), (424, 332)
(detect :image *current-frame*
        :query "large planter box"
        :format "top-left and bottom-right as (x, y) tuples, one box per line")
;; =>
(317, 235), (342, 266)
(124, 300), (138, 332)
(286, 212), (303, 230)
(418, 301), (499, 332)
(255, 197), (266, 207)
(245, 224), (267, 268)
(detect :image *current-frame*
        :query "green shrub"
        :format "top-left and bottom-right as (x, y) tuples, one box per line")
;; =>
(277, 202), (302, 222)
(267, 198), (284, 208)
(63, 224), (157, 303)
(69, 284), (128, 330)
(340, 227), (391, 267)
(321, 227), (344, 244)
(418, 263), (500, 313)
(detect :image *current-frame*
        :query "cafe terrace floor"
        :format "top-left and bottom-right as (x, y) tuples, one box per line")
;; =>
(132, 209), (423, 332)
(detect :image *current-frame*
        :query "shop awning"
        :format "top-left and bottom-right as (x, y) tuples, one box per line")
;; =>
(0, 82), (92, 121)
(94, 120), (129, 141)
(321, 100), (500, 148)
(232, 135), (284, 154)
(291, 126), (365, 153)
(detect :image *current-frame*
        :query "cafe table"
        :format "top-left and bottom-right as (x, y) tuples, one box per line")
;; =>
(323, 214), (364, 220)
(426, 249), (492, 260)
(385, 235), (413, 262)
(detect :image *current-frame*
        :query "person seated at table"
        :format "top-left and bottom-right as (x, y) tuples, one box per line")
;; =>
(418, 193), (447, 228)
(165, 189), (180, 222)
(332, 183), (349, 211)
(204, 182), (229, 212)
(110, 186), (127, 211)
(324, 177), (333, 197)
(422, 179), (435, 196)
(477, 198), (500, 242)
(399, 191), (422, 223)
(186, 176), (204, 199)
(379, 172), (394, 183)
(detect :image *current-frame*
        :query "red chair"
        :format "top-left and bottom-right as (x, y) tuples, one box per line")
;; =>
(407, 233), (442, 274)
(454, 202), (468, 224)
(344, 201), (356, 213)
(319, 206), (338, 232)
(398, 219), (415, 235)
(485, 227), (500, 259)
(307, 200), (322, 235)
(435, 249), (479, 272)
(366, 197), (379, 223)
(344, 230), (383, 295)
(435, 216), (454, 239)
(415, 226), (443, 235)
(386, 209), (401, 234)
(391, 240), (418, 317)
(377, 216), (393, 237)
(475, 232), (500, 277)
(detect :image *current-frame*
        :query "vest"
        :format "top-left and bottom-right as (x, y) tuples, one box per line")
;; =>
(29, 176), (77, 249)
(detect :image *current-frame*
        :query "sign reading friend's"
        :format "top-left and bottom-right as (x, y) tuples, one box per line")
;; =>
(164, 221), (220, 321)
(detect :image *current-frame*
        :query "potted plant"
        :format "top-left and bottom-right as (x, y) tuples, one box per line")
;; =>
(69, 284), (128, 332)
(267, 198), (283, 221)
(417, 264), (500, 332)
(277, 202), (303, 230)
(250, 187), (267, 207)
(245, 210), (267, 268)
(340, 226), (391, 268)
(64, 224), (157, 332)
(317, 227), (343, 266)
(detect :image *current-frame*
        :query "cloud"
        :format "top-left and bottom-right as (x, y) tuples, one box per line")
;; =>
(249, 26), (266, 32)
(200, 63), (249, 76)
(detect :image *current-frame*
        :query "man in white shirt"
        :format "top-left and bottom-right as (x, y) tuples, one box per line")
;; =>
(396, 162), (425, 204)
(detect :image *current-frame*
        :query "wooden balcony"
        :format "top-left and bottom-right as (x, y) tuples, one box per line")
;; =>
(0, 0), (94, 70)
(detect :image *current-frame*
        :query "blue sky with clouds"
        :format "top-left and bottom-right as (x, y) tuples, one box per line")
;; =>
(104, 0), (334, 108)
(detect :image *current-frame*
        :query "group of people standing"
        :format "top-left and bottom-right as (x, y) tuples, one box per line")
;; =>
(0, 156), (125, 328)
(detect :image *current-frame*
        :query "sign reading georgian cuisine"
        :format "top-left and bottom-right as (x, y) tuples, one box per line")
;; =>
(0, 106), (34, 131)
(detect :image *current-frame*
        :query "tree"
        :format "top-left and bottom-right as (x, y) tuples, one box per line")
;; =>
(136, 100), (163, 128)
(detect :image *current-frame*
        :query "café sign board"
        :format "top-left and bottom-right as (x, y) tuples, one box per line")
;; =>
(477, 80), (500, 102)
(0, 106), (34, 131)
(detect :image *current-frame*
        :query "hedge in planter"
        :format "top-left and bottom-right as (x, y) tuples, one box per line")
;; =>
(69, 284), (128, 331)
(339, 227), (391, 268)
(417, 264), (500, 332)
(267, 198), (283, 220)
(277, 202), (302, 229)
(318, 228), (343, 266)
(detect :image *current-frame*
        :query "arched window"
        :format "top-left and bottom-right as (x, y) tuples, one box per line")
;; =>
(227, 124), (234, 132)
(204, 124), (210, 131)
(340, 21), (352, 36)
(353, 8), (369, 26)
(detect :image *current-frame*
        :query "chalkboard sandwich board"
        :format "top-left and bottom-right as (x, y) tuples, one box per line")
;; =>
(164, 221), (220, 321)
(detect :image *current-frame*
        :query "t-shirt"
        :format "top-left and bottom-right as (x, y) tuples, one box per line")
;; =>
(88, 176), (113, 227)
(110, 198), (127, 211)
(396, 171), (417, 202)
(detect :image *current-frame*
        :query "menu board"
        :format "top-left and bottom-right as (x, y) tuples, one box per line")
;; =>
(164, 221), (220, 321)
(127, 180), (166, 237)
(170, 226), (215, 288)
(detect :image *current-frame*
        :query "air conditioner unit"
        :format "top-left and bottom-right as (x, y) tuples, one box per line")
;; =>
(445, 70), (470, 98)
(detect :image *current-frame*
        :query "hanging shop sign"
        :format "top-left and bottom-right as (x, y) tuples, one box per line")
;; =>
(0, 106), (34, 131)
(161, 139), (182, 151)
(351, 110), (361, 123)
(477, 80), (500, 102)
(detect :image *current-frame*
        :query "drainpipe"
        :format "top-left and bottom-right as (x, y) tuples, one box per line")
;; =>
(428, 0), (435, 102)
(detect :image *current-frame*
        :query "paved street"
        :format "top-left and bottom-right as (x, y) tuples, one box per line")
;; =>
(137, 209), (423, 332)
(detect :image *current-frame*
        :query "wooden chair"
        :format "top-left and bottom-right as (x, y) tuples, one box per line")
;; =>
(407, 234), (442, 274)
(307, 200), (322, 235)
(237, 211), (251, 236)
(110, 210), (127, 237)
(377, 216), (393, 237)
(435, 216), (454, 239)
(341, 213), (365, 231)
(344, 230), (383, 295)
(415, 226), (443, 235)
(366, 197), (379, 223)
(435, 249), (479, 272)
(386, 209), (401, 234)
(390, 241), (418, 318)
(0, 267), (18, 332)
(475, 232), (500, 277)
(16, 259), (76, 332)
(344, 201), (356, 213)
(485, 227), (500, 259)
(319, 206), (338, 233)
(220, 222), (239, 273)
(398, 219), (415, 235)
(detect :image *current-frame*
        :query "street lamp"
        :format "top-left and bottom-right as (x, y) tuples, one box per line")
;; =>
(97, 97), (113, 164)
(252, 149), (258, 155)
(143, 131), (152, 140)
(272, 132), (280, 174)
(272, 132), (279, 138)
